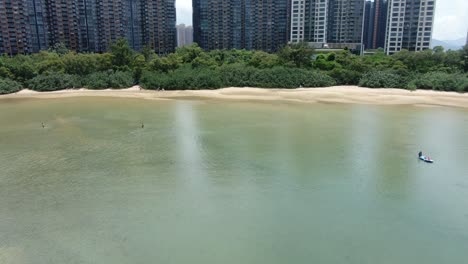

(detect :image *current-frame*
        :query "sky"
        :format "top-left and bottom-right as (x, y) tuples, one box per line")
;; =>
(176, 0), (468, 41)
(176, 0), (192, 26)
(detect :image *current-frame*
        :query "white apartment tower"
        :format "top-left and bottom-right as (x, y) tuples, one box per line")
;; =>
(290, 0), (329, 45)
(384, 0), (435, 54)
(306, 0), (329, 44)
(290, 0), (364, 49)
(290, 0), (306, 43)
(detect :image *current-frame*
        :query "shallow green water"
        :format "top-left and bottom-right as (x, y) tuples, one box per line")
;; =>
(0, 97), (467, 264)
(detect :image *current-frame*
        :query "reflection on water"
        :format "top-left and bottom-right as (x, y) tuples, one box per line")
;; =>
(0, 98), (467, 264)
(175, 101), (206, 184)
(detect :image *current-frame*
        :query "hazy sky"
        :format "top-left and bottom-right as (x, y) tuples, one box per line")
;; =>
(176, 0), (468, 41)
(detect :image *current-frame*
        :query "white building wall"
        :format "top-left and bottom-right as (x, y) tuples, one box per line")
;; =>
(385, 0), (435, 54)
(384, 0), (406, 54)
(290, 0), (306, 42)
(311, 0), (328, 43)
(415, 0), (435, 51)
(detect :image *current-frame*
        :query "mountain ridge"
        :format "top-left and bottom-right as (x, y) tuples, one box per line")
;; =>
(431, 38), (466, 50)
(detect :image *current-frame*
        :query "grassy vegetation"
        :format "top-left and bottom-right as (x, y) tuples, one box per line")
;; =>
(0, 39), (467, 94)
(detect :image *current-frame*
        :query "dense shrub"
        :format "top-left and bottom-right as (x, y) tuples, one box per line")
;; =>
(141, 65), (335, 90)
(83, 72), (108, 89)
(140, 72), (168, 90)
(358, 71), (406, 88)
(219, 64), (258, 87)
(83, 71), (134, 89)
(248, 51), (280, 68)
(28, 72), (80, 91)
(1, 41), (467, 93)
(0, 66), (14, 79)
(6, 63), (36, 84)
(0, 78), (23, 94)
(328, 68), (362, 85)
(141, 67), (222, 90)
(409, 72), (468, 92)
(63, 53), (98, 76)
(298, 69), (337, 87)
(313, 55), (338, 71)
(248, 67), (335, 88)
(220, 65), (335, 88)
(37, 59), (65, 74)
(188, 68), (223, 89)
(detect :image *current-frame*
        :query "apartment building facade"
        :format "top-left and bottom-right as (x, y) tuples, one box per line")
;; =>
(244, 0), (290, 51)
(327, 0), (365, 45)
(78, 0), (99, 52)
(384, 0), (435, 54)
(0, 0), (176, 55)
(0, 0), (48, 55)
(193, 0), (242, 50)
(46, 0), (81, 51)
(193, 0), (290, 52)
(176, 24), (194, 47)
(143, 0), (177, 54)
(291, 0), (365, 49)
(363, 0), (388, 50)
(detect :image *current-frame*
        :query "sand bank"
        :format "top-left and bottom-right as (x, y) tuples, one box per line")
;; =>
(1, 86), (468, 109)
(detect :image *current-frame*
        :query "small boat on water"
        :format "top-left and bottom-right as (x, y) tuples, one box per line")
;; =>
(419, 155), (434, 163)
(418, 151), (434, 163)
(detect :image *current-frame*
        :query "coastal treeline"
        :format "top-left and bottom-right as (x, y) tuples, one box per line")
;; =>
(1, 40), (467, 94)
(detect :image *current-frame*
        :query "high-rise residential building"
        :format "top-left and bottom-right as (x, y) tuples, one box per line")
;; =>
(97, 0), (128, 51)
(290, 0), (307, 43)
(327, 0), (365, 45)
(0, 0), (176, 55)
(193, 0), (240, 50)
(143, 0), (176, 54)
(185, 26), (193, 46)
(364, 1), (373, 48)
(126, 0), (143, 51)
(46, 0), (81, 51)
(177, 24), (194, 47)
(374, 0), (388, 49)
(291, 0), (365, 50)
(95, 0), (176, 53)
(28, 0), (49, 53)
(304, 0), (329, 45)
(193, 0), (290, 52)
(176, 25), (185, 47)
(363, 0), (388, 49)
(78, 0), (99, 52)
(96, 0), (176, 53)
(47, 0), (144, 53)
(0, 0), (43, 55)
(244, 0), (290, 51)
(384, 0), (435, 54)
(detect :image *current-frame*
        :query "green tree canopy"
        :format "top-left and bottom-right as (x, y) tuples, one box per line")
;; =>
(278, 42), (315, 68)
(110, 38), (134, 69)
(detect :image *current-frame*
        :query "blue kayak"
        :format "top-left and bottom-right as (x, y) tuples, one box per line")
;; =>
(419, 155), (434, 163)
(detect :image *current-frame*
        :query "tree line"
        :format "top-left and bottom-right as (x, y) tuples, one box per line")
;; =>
(1, 39), (467, 94)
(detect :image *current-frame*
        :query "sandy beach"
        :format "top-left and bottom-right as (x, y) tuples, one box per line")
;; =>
(1, 86), (468, 109)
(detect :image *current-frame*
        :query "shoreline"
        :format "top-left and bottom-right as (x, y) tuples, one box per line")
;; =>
(1, 86), (468, 109)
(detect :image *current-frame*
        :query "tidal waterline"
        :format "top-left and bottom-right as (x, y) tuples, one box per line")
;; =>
(0, 97), (467, 264)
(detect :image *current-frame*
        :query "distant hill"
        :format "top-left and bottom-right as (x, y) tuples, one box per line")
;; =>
(431, 38), (466, 50)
